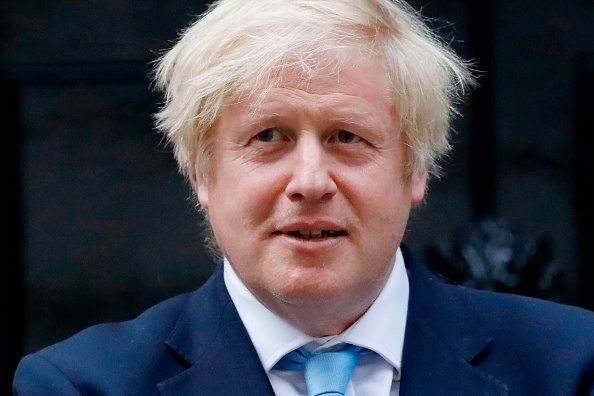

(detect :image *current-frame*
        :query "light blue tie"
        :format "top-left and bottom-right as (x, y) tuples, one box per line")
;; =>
(276, 344), (366, 396)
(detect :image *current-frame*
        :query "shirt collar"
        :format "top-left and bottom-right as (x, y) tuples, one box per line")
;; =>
(224, 248), (409, 373)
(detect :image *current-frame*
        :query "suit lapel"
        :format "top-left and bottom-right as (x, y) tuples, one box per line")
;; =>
(157, 266), (276, 396)
(400, 247), (509, 395)
(156, 250), (511, 395)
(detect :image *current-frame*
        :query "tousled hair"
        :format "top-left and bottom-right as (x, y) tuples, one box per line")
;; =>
(153, 0), (475, 188)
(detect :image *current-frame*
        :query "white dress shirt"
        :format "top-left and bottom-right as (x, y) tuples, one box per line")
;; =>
(224, 248), (409, 396)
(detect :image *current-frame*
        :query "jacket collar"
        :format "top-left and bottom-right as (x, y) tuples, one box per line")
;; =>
(157, 264), (276, 396)
(400, 246), (509, 395)
(158, 249), (510, 395)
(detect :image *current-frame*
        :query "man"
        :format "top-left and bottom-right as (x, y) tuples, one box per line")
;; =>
(13, 0), (594, 395)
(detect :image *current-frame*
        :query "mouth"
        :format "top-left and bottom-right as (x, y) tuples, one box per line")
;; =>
(286, 230), (347, 240)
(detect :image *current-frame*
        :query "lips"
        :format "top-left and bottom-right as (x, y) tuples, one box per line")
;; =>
(276, 221), (347, 240)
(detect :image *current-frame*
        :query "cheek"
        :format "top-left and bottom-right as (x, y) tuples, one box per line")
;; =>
(353, 171), (412, 238)
(346, 163), (410, 209)
(212, 164), (286, 227)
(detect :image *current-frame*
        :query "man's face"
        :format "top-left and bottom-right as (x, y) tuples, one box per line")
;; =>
(196, 54), (427, 333)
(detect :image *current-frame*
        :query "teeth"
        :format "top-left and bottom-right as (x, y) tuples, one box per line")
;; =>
(289, 230), (344, 239)
(302, 230), (322, 237)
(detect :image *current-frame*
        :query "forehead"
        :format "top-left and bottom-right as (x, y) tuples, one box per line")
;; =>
(230, 52), (393, 118)
(213, 54), (399, 142)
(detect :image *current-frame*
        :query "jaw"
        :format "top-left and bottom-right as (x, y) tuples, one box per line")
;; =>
(243, 246), (396, 337)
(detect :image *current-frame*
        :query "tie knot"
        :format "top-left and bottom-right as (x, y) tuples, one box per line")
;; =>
(276, 344), (367, 396)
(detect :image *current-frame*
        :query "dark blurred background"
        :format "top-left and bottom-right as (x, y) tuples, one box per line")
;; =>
(1, 0), (593, 394)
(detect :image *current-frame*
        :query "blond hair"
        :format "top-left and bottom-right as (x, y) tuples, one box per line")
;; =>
(153, 0), (474, 186)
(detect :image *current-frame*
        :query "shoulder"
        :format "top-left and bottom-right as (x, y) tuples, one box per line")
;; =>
(462, 285), (594, 391)
(50, 290), (193, 356)
(406, 250), (594, 392)
(13, 289), (196, 395)
(448, 280), (594, 340)
(440, 274), (594, 390)
(463, 283), (594, 369)
(406, 245), (594, 344)
(420, 250), (594, 349)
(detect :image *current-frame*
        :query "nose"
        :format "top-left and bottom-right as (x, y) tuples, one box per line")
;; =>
(284, 135), (338, 201)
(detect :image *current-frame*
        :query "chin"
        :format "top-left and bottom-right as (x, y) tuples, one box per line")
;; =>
(271, 274), (352, 304)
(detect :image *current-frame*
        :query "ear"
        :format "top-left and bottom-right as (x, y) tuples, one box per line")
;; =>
(195, 175), (210, 209)
(410, 169), (428, 204)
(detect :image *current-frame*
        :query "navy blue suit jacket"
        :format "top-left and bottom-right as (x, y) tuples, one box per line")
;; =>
(13, 250), (594, 395)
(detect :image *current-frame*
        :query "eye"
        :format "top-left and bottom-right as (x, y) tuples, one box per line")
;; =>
(254, 128), (283, 142)
(336, 130), (361, 144)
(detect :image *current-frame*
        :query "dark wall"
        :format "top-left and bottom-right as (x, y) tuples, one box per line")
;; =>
(405, 0), (594, 310)
(1, 0), (593, 393)
(0, 2), (215, 393)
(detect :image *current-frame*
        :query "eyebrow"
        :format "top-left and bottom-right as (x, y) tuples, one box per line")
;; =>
(327, 112), (376, 127)
(239, 110), (281, 131)
(244, 101), (380, 127)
